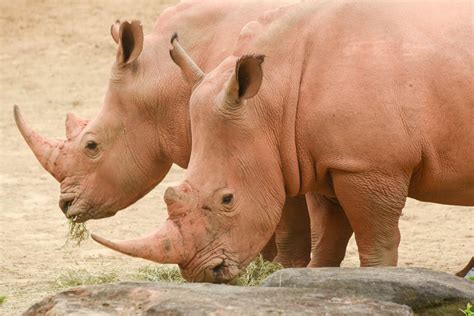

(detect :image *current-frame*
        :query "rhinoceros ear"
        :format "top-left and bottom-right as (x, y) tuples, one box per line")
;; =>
(110, 20), (121, 44)
(65, 112), (88, 140)
(169, 33), (204, 85)
(225, 55), (265, 105)
(116, 20), (143, 65)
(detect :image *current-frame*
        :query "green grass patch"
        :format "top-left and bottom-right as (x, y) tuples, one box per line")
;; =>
(468, 276), (474, 281)
(0, 295), (6, 305)
(135, 255), (282, 286)
(54, 270), (119, 289)
(460, 302), (473, 316)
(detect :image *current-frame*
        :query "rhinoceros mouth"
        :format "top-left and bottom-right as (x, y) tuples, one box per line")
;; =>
(59, 195), (94, 223)
(66, 206), (93, 223)
(59, 195), (75, 216)
(190, 257), (240, 283)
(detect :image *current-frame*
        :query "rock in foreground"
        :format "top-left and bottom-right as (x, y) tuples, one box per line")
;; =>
(25, 281), (411, 315)
(262, 267), (474, 315)
(25, 267), (473, 315)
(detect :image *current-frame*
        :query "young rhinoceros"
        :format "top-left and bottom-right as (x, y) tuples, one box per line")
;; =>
(14, 0), (310, 267)
(93, 1), (473, 282)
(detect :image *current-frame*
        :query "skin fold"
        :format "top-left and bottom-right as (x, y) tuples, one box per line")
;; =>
(14, 0), (311, 267)
(93, 0), (473, 282)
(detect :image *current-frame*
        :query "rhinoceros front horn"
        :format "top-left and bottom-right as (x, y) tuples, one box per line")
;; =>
(13, 105), (63, 181)
(91, 220), (186, 264)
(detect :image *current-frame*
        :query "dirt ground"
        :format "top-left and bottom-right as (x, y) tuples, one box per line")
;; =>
(0, 0), (472, 314)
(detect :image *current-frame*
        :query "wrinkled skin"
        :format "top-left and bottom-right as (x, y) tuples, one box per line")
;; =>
(94, 1), (473, 282)
(15, 0), (310, 266)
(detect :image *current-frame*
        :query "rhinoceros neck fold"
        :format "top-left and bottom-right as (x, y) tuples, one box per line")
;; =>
(231, 5), (308, 197)
(148, 0), (302, 170)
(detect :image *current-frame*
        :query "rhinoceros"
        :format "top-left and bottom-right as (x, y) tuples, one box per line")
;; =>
(92, 0), (473, 282)
(14, 0), (312, 267)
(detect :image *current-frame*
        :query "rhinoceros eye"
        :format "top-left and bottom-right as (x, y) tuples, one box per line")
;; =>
(86, 141), (98, 150)
(222, 194), (234, 205)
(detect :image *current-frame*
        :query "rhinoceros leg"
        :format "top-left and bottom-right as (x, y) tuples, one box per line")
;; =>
(306, 193), (353, 267)
(332, 172), (408, 266)
(260, 197), (311, 267)
(273, 196), (311, 267)
(260, 234), (277, 262)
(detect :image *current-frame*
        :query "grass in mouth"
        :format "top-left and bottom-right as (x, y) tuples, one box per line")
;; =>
(65, 218), (90, 246)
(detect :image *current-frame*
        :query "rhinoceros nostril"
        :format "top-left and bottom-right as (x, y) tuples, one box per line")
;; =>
(212, 261), (226, 275)
(59, 196), (74, 215)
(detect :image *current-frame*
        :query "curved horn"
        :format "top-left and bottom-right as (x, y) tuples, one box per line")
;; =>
(91, 221), (186, 264)
(169, 33), (204, 85)
(13, 105), (63, 181)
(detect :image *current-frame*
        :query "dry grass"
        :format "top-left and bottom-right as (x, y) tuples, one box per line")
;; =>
(134, 255), (282, 286)
(54, 270), (119, 289)
(52, 256), (282, 291)
(234, 255), (283, 286)
(135, 265), (185, 283)
(65, 219), (89, 246)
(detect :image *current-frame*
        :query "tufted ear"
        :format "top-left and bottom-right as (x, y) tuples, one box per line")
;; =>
(115, 20), (143, 65)
(224, 55), (265, 105)
(110, 20), (121, 44)
(169, 33), (204, 85)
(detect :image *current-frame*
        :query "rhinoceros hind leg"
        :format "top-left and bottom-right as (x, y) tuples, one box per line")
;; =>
(332, 171), (409, 267)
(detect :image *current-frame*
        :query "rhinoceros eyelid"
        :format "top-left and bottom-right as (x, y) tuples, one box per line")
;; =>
(79, 131), (98, 145)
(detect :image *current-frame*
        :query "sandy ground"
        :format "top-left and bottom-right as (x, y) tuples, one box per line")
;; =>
(0, 0), (472, 314)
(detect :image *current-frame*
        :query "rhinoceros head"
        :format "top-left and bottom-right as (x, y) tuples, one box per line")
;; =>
(91, 37), (286, 283)
(14, 21), (175, 222)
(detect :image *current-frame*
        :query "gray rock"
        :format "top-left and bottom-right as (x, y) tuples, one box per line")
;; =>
(261, 267), (474, 315)
(24, 281), (413, 315)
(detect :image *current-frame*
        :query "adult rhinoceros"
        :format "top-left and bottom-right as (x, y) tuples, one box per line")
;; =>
(14, 0), (311, 267)
(93, 0), (473, 282)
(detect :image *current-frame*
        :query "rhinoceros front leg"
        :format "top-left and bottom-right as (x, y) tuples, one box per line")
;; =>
(273, 196), (311, 267)
(260, 197), (311, 267)
(306, 193), (353, 267)
(260, 234), (277, 262)
(332, 171), (408, 266)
